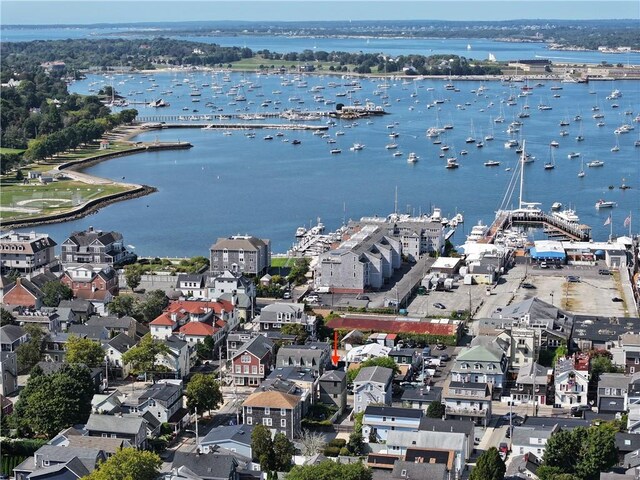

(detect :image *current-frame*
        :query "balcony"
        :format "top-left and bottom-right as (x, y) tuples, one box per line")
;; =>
(445, 406), (488, 417)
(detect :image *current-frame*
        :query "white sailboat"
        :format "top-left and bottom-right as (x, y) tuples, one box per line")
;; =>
(578, 158), (585, 178)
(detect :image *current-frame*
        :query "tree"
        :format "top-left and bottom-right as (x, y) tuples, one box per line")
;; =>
(136, 289), (169, 323)
(273, 432), (295, 472)
(347, 430), (364, 456)
(124, 264), (142, 290)
(185, 373), (223, 415)
(469, 447), (505, 480)
(347, 356), (400, 384)
(426, 401), (445, 418)
(41, 280), (73, 307)
(287, 258), (310, 285)
(196, 335), (216, 360)
(281, 323), (309, 344)
(286, 460), (372, 480)
(542, 428), (582, 474)
(108, 294), (137, 317)
(121, 334), (170, 380)
(83, 448), (161, 480)
(252, 424), (275, 471)
(16, 324), (47, 373)
(13, 363), (94, 437)
(299, 429), (326, 456)
(65, 334), (105, 367)
(0, 308), (16, 326)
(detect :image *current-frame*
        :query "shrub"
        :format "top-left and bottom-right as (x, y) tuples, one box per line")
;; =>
(329, 438), (346, 448)
(323, 446), (340, 457)
(339, 447), (350, 456)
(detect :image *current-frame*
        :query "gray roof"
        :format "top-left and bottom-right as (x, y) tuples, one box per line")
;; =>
(495, 297), (564, 321)
(364, 405), (423, 419)
(29, 456), (91, 479)
(516, 362), (549, 385)
(522, 416), (590, 430)
(68, 324), (110, 341)
(177, 273), (205, 284)
(200, 424), (253, 447)
(616, 432), (640, 453)
(86, 315), (136, 330)
(85, 413), (145, 435)
(29, 272), (59, 290)
(401, 385), (442, 404)
(573, 315), (640, 344)
(211, 236), (268, 252)
(599, 397), (625, 413)
(65, 229), (122, 247)
(391, 460), (447, 480)
(106, 332), (137, 352)
(0, 324), (26, 343)
(58, 299), (94, 312)
(267, 366), (316, 384)
(172, 451), (239, 480)
(140, 382), (182, 403)
(599, 373), (631, 390)
(237, 334), (274, 359)
(418, 417), (474, 436)
(511, 425), (558, 447)
(276, 342), (330, 367)
(386, 429), (465, 454)
(320, 370), (346, 382)
(354, 366), (394, 385)
(34, 444), (102, 468)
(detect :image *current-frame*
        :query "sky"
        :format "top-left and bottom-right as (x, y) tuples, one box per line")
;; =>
(2, 0), (639, 24)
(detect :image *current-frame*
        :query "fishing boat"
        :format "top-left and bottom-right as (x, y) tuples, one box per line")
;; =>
(567, 152), (580, 159)
(587, 160), (604, 168)
(595, 199), (617, 209)
(350, 143), (365, 151)
(484, 160), (500, 167)
(407, 152), (419, 163)
(445, 157), (459, 169)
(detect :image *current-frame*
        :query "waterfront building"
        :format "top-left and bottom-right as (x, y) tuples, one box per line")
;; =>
(60, 227), (131, 266)
(0, 231), (57, 273)
(209, 235), (271, 277)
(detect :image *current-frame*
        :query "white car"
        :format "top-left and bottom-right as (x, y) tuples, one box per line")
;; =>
(306, 295), (320, 303)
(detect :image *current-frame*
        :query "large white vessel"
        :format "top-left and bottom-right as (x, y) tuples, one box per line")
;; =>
(552, 209), (580, 223)
(466, 221), (489, 242)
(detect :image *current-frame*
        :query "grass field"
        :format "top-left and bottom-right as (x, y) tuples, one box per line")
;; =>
(0, 147), (25, 155)
(0, 180), (132, 222)
(230, 55), (349, 72)
(271, 257), (297, 268)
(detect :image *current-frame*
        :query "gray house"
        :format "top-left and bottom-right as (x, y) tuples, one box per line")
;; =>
(0, 351), (18, 396)
(353, 366), (394, 414)
(199, 424), (254, 458)
(598, 373), (629, 414)
(275, 342), (330, 376)
(319, 370), (347, 414)
(210, 235), (271, 276)
(242, 390), (303, 440)
(257, 303), (317, 338)
(85, 413), (148, 449)
(0, 324), (28, 352)
(171, 451), (244, 480)
(14, 444), (106, 480)
(60, 227), (130, 266)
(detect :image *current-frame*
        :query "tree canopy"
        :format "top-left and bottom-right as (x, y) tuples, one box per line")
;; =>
(16, 324), (47, 373)
(469, 447), (505, 480)
(286, 460), (372, 480)
(41, 280), (73, 307)
(65, 334), (105, 367)
(83, 447), (161, 480)
(121, 334), (170, 379)
(251, 424), (294, 473)
(185, 373), (223, 415)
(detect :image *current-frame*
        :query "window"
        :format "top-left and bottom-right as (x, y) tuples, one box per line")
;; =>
(251, 366), (257, 374)
(265, 407), (270, 415)
(281, 408), (286, 416)
(263, 418), (272, 426)
(243, 365), (249, 374)
(246, 417), (252, 425)
(281, 418), (286, 427)
(235, 365), (241, 374)
(241, 354), (251, 363)
(246, 407), (252, 414)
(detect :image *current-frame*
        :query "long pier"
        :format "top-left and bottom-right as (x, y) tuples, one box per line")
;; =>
(137, 122), (328, 131)
(482, 209), (592, 243)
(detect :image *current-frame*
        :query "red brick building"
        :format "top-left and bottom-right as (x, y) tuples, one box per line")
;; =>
(60, 265), (118, 303)
(231, 335), (275, 387)
(2, 278), (43, 308)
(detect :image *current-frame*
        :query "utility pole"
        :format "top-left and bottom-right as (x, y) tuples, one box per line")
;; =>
(195, 406), (199, 448)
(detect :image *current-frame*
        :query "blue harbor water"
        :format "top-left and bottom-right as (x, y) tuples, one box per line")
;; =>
(21, 69), (640, 257)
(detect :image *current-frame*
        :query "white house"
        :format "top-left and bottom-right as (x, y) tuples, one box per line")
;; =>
(554, 353), (590, 408)
(345, 343), (391, 363)
(512, 424), (559, 457)
(361, 405), (422, 443)
(103, 332), (137, 379)
(353, 366), (393, 414)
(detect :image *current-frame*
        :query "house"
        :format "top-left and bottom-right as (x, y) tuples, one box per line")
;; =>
(263, 367), (317, 413)
(386, 429), (469, 465)
(0, 351), (18, 396)
(207, 270), (256, 321)
(85, 413), (148, 449)
(68, 324), (110, 342)
(60, 265), (118, 308)
(104, 332), (137, 379)
(418, 417), (476, 458)
(362, 405), (423, 443)
(209, 235), (271, 276)
(199, 423), (254, 458)
(91, 390), (123, 415)
(64, 436), (132, 457)
(401, 385), (442, 412)
(597, 373), (629, 414)
(256, 303), (317, 338)
(442, 379), (492, 427)
(0, 231), (57, 273)
(353, 366), (394, 413)
(511, 362), (550, 406)
(231, 335), (274, 387)
(345, 343), (391, 363)
(572, 315), (640, 352)
(156, 336), (191, 379)
(16, 309), (60, 334)
(627, 373), (640, 432)
(504, 453), (542, 480)
(13, 444), (106, 480)
(37, 361), (104, 393)
(176, 274), (207, 298)
(3, 278), (44, 309)
(512, 424), (560, 457)
(451, 340), (508, 389)
(390, 461), (447, 480)
(60, 227), (131, 266)
(242, 390), (303, 440)
(171, 450), (245, 480)
(616, 433), (640, 465)
(136, 382), (184, 423)
(57, 299), (95, 323)
(315, 225), (401, 293)
(86, 315), (138, 338)
(275, 342), (331, 376)
(42, 332), (74, 363)
(554, 353), (590, 408)
(1, 324), (28, 352)
(319, 370), (347, 414)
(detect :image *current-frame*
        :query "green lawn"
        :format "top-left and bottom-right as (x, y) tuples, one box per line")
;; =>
(0, 180), (132, 222)
(0, 147), (25, 155)
(271, 257), (297, 268)
(230, 56), (348, 72)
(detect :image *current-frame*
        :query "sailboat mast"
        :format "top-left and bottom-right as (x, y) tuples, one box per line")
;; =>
(518, 140), (526, 209)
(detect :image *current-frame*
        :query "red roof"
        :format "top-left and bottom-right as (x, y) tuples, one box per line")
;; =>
(178, 321), (215, 336)
(326, 316), (459, 336)
(150, 313), (175, 326)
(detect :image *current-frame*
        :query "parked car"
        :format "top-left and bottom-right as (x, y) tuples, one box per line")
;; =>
(283, 291), (291, 299)
(435, 343), (447, 351)
(306, 294), (320, 303)
(567, 275), (581, 283)
(433, 302), (446, 309)
(439, 353), (450, 362)
(599, 269), (612, 275)
(356, 295), (370, 301)
(571, 405), (592, 416)
(540, 262), (549, 269)
(522, 283), (536, 289)
(499, 442), (509, 453)
(612, 297), (624, 302)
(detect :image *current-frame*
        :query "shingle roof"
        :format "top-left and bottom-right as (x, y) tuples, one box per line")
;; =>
(320, 370), (346, 382)
(172, 451), (239, 480)
(236, 334), (274, 359)
(86, 315), (135, 330)
(200, 424), (253, 446)
(243, 390), (300, 409)
(66, 229), (122, 247)
(85, 413), (145, 435)
(65, 436), (129, 453)
(0, 324), (26, 344)
(29, 456), (90, 479)
(418, 417), (474, 436)
(211, 236), (268, 252)
(139, 382), (181, 403)
(106, 332), (136, 352)
(364, 405), (423, 419)
(391, 461), (446, 480)
(354, 366), (394, 385)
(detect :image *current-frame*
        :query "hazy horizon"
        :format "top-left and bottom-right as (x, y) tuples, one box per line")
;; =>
(2, 1), (638, 25)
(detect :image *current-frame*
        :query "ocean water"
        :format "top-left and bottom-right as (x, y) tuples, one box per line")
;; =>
(19, 70), (640, 257)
